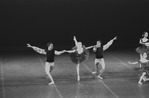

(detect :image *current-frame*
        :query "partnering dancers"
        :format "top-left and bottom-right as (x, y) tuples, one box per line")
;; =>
(27, 43), (66, 85)
(92, 36), (117, 79)
(66, 36), (94, 81)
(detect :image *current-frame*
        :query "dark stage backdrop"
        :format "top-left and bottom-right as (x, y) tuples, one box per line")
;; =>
(1, 0), (149, 49)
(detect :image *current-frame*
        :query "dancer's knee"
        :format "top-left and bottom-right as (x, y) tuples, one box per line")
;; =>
(102, 64), (105, 70)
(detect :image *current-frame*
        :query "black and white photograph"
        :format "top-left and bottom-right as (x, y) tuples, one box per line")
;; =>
(1, 0), (149, 97)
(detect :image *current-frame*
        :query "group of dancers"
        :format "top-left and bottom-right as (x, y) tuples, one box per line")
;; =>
(26, 32), (149, 85)
(129, 32), (149, 85)
(27, 36), (117, 85)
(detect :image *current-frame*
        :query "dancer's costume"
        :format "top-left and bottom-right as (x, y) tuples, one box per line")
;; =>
(69, 46), (89, 64)
(136, 39), (149, 54)
(95, 46), (104, 59)
(45, 49), (55, 63)
(138, 61), (149, 76)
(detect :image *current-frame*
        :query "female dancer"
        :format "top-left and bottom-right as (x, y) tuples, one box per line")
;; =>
(92, 36), (117, 79)
(128, 52), (149, 84)
(66, 36), (95, 81)
(27, 43), (66, 85)
(136, 32), (149, 59)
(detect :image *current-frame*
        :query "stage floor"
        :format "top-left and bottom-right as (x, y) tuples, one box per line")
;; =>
(0, 49), (149, 98)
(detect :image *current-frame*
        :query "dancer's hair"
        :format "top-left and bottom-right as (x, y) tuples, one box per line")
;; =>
(97, 39), (102, 44)
(47, 42), (53, 47)
(142, 31), (148, 37)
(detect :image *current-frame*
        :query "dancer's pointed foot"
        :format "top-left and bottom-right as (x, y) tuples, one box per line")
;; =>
(92, 71), (96, 74)
(92, 71), (99, 76)
(48, 82), (54, 85)
(138, 81), (142, 85)
(97, 75), (103, 79)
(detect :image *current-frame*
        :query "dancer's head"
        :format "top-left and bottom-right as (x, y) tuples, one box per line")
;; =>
(96, 39), (102, 47)
(142, 52), (148, 59)
(142, 32), (148, 38)
(77, 42), (82, 48)
(47, 42), (53, 50)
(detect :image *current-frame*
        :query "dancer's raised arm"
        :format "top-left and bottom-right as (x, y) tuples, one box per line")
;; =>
(73, 36), (78, 46)
(103, 36), (117, 51)
(27, 44), (46, 54)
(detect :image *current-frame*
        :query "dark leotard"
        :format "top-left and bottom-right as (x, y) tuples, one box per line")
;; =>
(46, 49), (55, 63)
(69, 46), (89, 64)
(136, 38), (149, 54)
(95, 46), (104, 59)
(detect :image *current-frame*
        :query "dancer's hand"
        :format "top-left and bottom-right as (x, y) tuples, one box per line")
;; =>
(62, 50), (66, 53)
(27, 43), (31, 47)
(128, 61), (131, 64)
(113, 36), (117, 40)
(73, 36), (76, 41)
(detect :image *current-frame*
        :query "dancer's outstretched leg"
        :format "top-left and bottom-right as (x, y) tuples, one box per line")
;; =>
(77, 63), (80, 81)
(45, 62), (54, 85)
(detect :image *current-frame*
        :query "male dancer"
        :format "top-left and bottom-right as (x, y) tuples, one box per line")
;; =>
(27, 43), (66, 85)
(92, 36), (117, 79)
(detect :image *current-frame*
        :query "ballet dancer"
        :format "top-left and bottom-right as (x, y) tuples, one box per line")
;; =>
(92, 36), (117, 79)
(136, 32), (149, 59)
(27, 43), (66, 85)
(128, 52), (149, 84)
(66, 36), (94, 81)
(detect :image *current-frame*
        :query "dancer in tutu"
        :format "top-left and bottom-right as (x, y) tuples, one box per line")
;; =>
(128, 52), (149, 84)
(66, 36), (95, 81)
(27, 43), (66, 85)
(136, 32), (149, 59)
(92, 36), (117, 79)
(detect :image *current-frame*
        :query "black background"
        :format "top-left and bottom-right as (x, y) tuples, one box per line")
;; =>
(1, 0), (149, 49)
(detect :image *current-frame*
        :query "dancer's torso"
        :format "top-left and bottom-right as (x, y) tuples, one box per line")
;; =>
(95, 46), (104, 59)
(46, 49), (55, 62)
